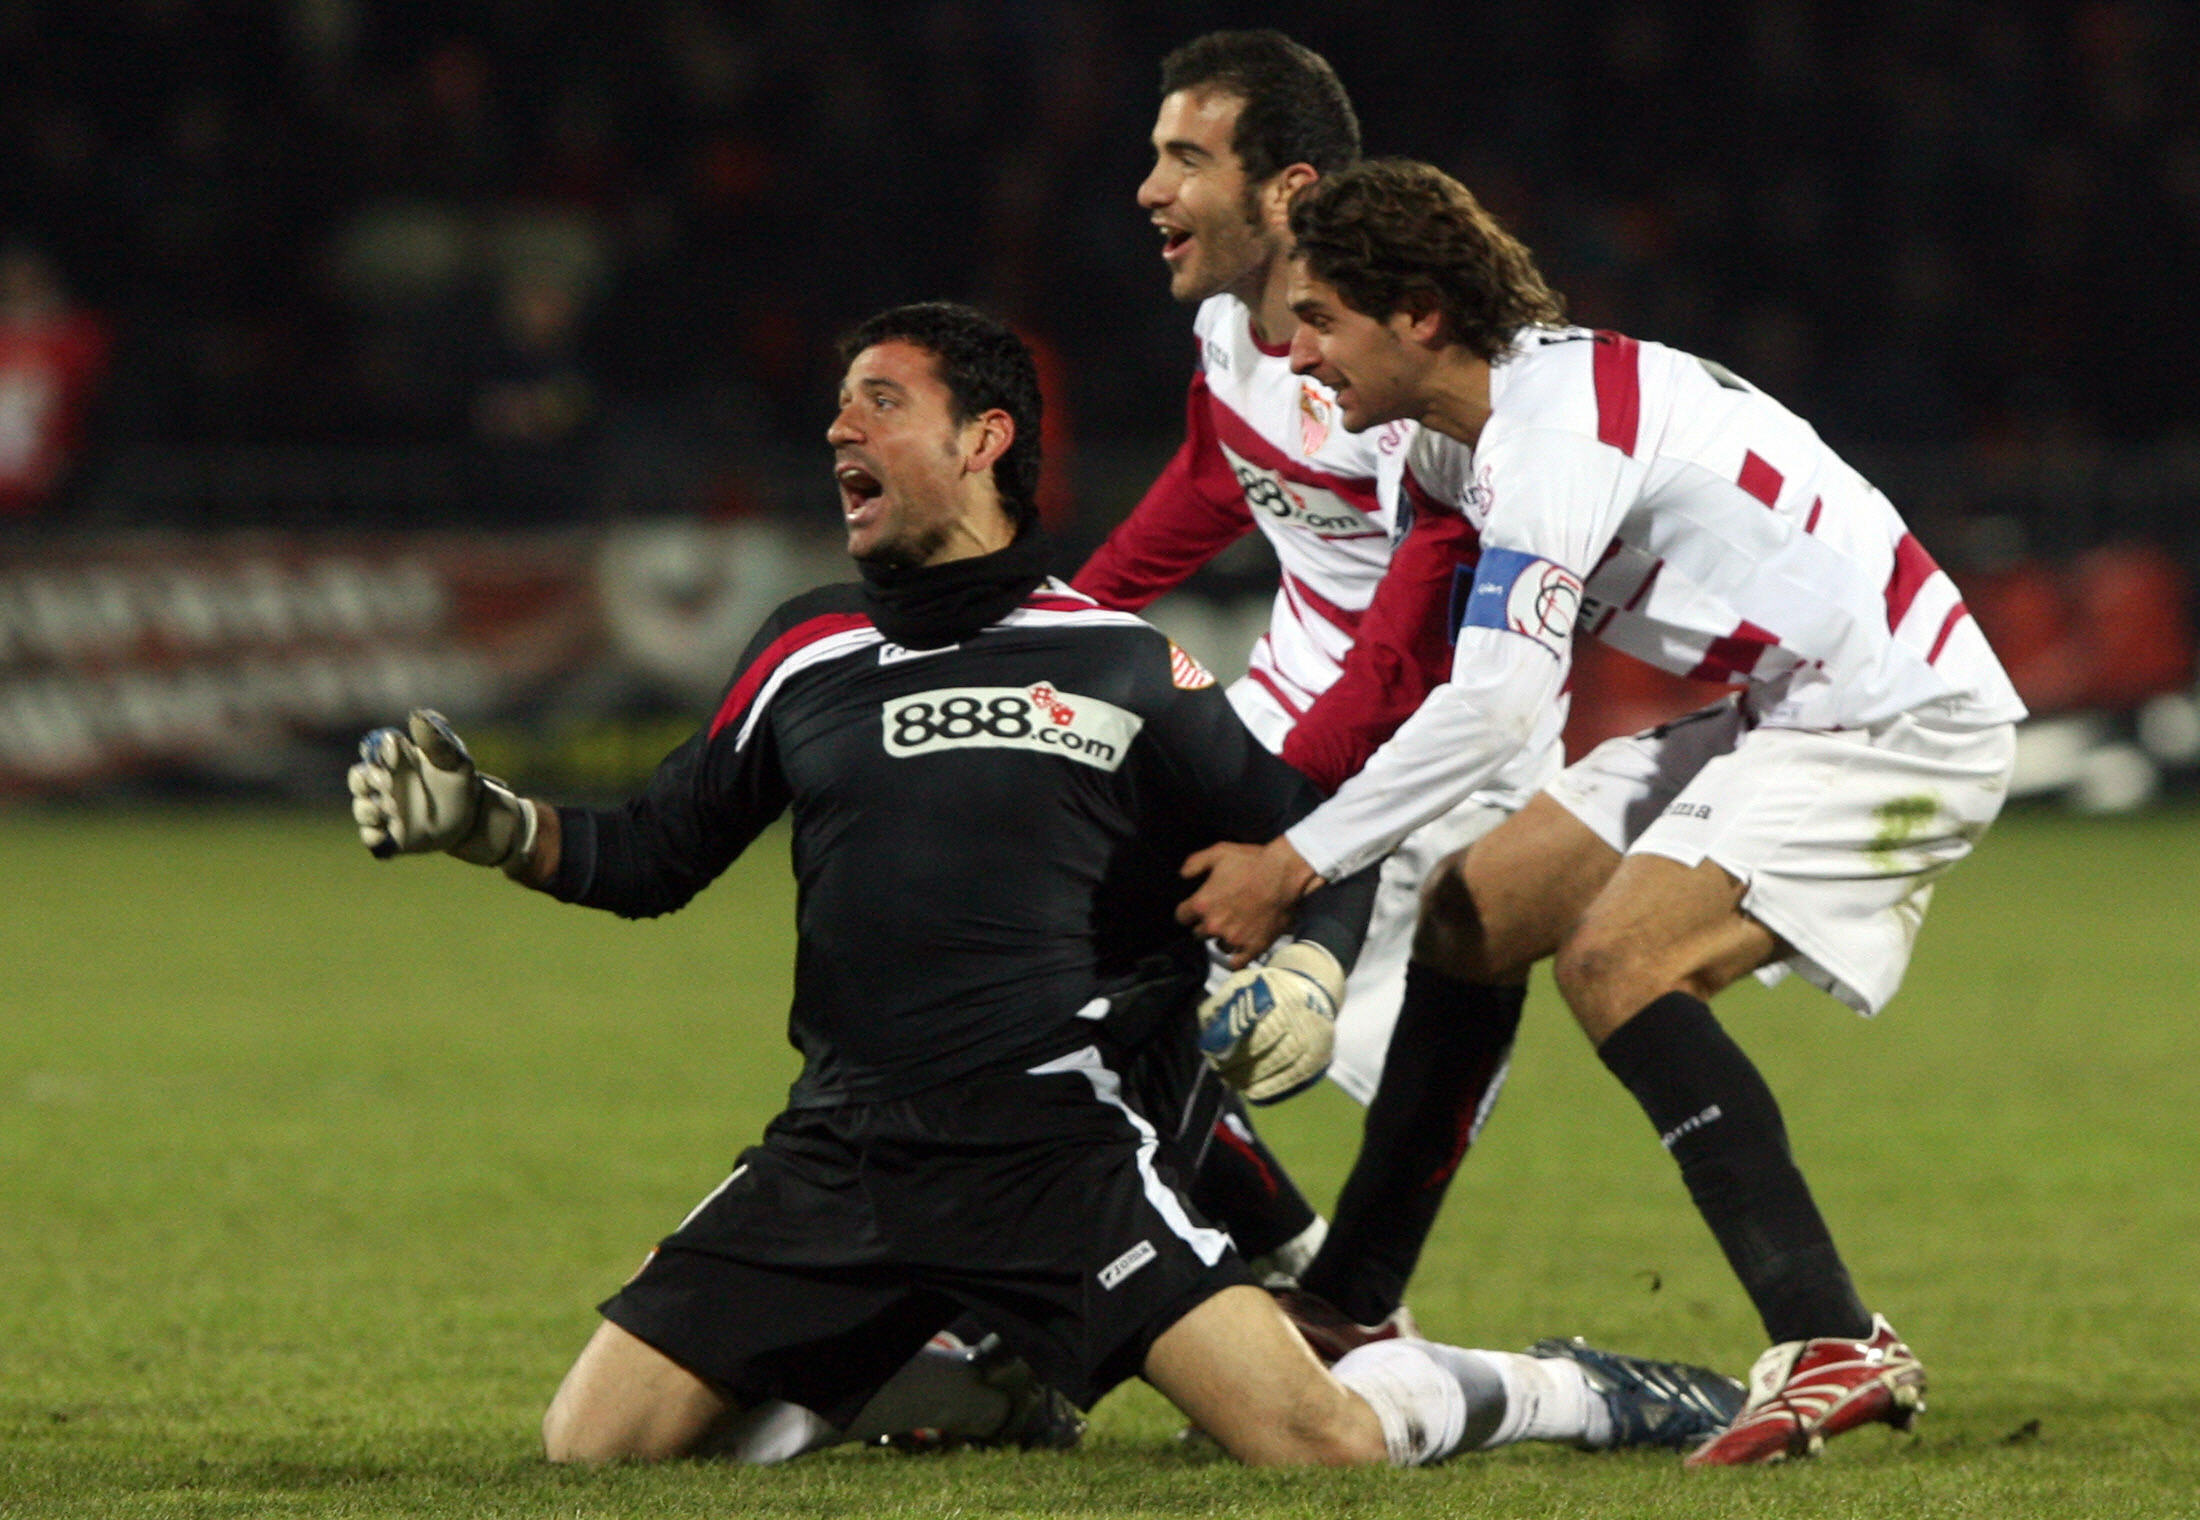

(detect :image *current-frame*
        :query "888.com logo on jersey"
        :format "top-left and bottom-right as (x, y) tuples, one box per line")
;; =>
(882, 682), (1145, 772)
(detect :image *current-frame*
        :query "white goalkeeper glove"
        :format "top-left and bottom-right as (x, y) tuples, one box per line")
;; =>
(1196, 939), (1344, 1105)
(348, 708), (537, 873)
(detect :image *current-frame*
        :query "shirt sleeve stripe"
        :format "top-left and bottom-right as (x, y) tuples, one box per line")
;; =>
(1592, 330), (1643, 456)
(708, 612), (876, 741)
(1926, 601), (1970, 664)
(1883, 532), (1942, 631)
(1738, 450), (1783, 506)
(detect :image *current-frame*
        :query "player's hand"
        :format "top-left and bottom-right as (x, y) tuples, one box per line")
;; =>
(1197, 940), (1344, 1104)
(348, 709), (535, 871)
(1177, 836), (1322, 968)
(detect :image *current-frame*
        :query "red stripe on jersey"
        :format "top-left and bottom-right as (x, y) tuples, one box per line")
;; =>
(1738, 451), (1782, 507)
(1022, 592), (1096, 612)
(708, 612), (875, 740)
(1804, 496), (1824, 533)
(1244, 663), (1307, 719)
(1280, 568), (1365, 638)
(1687, 620), (1779, 683)
(1927, 601), (1969, 664)
(1883, 533), (1941, 629)
(1205, 392), (1385, 519)
(1592, 331), (1642, 456)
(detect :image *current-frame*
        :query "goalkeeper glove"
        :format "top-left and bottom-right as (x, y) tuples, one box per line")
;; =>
(348, 709), (536, 873)
(1197, 939), (1344, 1105)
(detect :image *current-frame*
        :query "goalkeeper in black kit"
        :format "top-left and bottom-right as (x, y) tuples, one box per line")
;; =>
(347, 301), (1743, 1467)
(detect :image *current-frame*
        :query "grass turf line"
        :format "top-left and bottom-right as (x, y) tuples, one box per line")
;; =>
(2, 802), (2197, 1517)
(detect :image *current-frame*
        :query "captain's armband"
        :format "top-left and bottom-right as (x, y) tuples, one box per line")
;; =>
(1456, 547), (1584, 659)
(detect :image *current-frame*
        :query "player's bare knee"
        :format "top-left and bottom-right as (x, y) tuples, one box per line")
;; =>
(541, 1386), (676, 1465)
(540, 1395), (599, 1465)
(1412, 851), (1494, 978)
(1550, 928), (1651, 1039)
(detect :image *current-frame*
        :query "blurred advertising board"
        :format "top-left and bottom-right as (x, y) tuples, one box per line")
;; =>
(0, 521), (838, 800)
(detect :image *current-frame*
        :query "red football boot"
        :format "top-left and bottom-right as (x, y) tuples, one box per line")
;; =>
(1685, 1314), (1926, 1466)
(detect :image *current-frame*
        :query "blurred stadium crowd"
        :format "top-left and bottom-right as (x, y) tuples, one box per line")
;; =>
(5, 2), (2194, 519)
(3, 0), (2196, 798)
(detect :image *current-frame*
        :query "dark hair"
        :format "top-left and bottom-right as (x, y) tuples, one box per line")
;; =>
(1289, 159), (1567, 363)
(837, 301), (1043, 530)
(1159, 30), (1360, 185)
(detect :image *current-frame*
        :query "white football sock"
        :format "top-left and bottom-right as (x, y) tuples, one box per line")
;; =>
(1331, 1340), (1469, 1465)
(711, 1399), (841, 1464)
(1420, 1345), (1613, 1450)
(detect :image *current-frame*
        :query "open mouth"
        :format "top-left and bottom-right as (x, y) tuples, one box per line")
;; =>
(1157, 224), (1192, 260)
(835, 462), (883, 518)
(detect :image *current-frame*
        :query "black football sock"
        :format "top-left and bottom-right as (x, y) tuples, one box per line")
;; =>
(1187, 1084), (1321, 1263)
(1299, 964), (1525, 1325)
(1596, 991), (1872, 1344)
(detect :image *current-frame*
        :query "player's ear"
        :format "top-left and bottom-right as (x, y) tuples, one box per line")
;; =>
(961, 408), (1015, 476)
(1398, 293), (1446, 350)
(1260, 163), (1319, 230)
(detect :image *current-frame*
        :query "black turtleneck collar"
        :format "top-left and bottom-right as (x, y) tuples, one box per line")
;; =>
(858, 530), (1055, 650)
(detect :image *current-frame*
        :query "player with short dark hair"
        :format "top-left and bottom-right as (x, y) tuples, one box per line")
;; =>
(1156, 29), (1362, 185)
(348, 300), (1745, 1468)
(1179, 159), (2028, 1464)
(1075, 29), (1566, 1351)
(838, 301), (1045, 535)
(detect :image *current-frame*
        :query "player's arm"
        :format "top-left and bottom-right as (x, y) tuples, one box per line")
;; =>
(1136, 649), (1378, 1101)
(1070, 375), (1254, 611)
(1279, 494), (1477, 793)
(541, 715), (788, 919)
(349, 612), (798, 916)
(1136, 644), (1378, 959)
(1181, 427), (1628, 957)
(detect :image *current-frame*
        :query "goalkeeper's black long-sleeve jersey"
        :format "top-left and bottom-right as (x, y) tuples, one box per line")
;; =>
(548, 577), (1373, 1108)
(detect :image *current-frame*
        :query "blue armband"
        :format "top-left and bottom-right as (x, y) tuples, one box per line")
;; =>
(1457, 546), (1584, 658)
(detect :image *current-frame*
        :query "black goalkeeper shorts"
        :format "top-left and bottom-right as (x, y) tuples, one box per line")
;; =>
(599, 1042), (1252, 1423)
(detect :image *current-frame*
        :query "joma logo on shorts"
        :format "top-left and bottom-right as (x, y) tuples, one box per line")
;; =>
(882, 684), (1143, 771)
(1099, 1239), (1157, 1290)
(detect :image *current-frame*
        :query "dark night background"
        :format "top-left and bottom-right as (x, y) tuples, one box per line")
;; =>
(5, 1), (2196, 587)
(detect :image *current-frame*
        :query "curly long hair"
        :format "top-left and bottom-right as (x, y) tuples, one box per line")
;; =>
(1288, 159), (1566, 363)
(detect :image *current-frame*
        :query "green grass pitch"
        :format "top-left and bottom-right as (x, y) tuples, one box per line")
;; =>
(3, 801), (2197, 1517)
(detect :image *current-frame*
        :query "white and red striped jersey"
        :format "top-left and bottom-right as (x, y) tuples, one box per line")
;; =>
(1074, 294), (1554, 801)
(1286, 326), (2027, 881)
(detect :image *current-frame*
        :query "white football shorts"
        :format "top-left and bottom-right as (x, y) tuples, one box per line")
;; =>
(1545, 697), (2018, 1016)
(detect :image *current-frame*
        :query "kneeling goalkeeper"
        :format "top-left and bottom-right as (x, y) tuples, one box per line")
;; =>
(349, 301), (1741, 1466)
